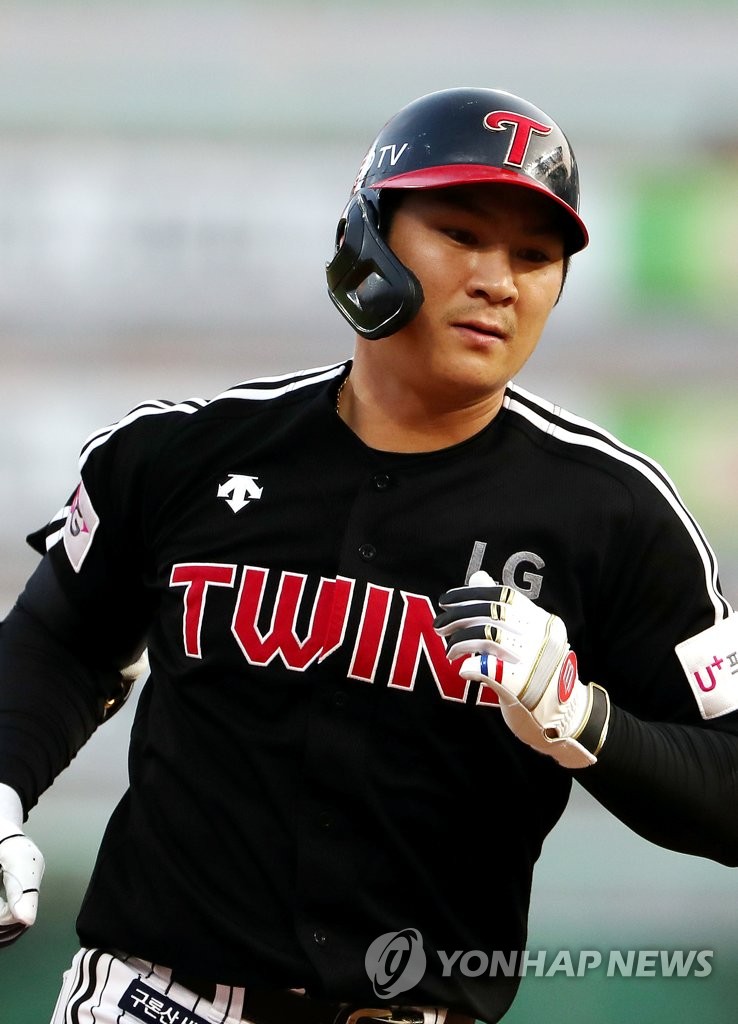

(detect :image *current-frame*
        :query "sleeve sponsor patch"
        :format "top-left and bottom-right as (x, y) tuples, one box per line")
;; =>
(62, 482), (100, 573)
(675, 615), (738, 719)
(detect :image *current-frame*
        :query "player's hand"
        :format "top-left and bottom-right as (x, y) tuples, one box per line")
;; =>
(0, 788), (44, 947)
(434, 571), (610, 769)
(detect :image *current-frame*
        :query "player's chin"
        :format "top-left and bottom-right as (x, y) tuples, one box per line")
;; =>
(448, 345), (515, 387)
(438, 368), (510, 409)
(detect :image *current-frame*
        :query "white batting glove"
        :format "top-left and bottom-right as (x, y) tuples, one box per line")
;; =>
(434, 571), (610, 769)
(0, 784), (44, 947)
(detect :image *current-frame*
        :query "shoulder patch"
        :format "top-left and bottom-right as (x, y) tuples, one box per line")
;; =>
(675, 615), (738, 719)
(63, 482), (100, 572)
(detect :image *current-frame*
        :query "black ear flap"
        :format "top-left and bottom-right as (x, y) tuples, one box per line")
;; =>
(325, 189), (424, 340)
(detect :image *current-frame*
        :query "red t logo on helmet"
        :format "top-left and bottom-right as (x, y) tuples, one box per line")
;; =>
(483, 110), (553, 167)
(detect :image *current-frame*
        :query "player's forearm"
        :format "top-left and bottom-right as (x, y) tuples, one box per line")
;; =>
(0, 601), (113, 814)
(578, 702), (738, 867)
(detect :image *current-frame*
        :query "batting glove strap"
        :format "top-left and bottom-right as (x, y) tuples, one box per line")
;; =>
(457, 649), (611, 770)
(491, 674), (611, 769)
(572, 683), (611, 758)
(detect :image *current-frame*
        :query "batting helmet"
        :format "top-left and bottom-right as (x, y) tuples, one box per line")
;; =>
(326, 87), (588, 340)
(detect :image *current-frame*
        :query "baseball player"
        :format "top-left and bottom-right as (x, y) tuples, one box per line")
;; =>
(1, 87), (738, 1024)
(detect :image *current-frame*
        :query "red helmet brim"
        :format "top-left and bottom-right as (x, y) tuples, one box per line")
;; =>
(371, 164), (589, 254)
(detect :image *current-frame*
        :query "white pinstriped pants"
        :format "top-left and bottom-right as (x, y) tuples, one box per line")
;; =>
(49, 947), (457, 1024)
(49, 948), (249, 1024)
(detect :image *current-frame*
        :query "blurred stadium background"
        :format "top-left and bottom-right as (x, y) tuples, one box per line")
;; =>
(1, 1), (737, 1020)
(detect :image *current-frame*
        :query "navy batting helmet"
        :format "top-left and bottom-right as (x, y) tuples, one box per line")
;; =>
(326, 87), (588, 340)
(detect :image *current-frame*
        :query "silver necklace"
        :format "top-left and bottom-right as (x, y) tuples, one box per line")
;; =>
(336, 376), (349, 413)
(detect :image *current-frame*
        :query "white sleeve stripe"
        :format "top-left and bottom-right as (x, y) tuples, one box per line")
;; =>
(505, 385), (732, 623)
(214, 362), (345, 401)
(79, 399), (208, 463)
(510, 384), (686, 495)
(49, 504), (69, 524)
(78, 363), (346, 469)
(45, 525), (65, 550)
(216, 361), (346, 390)
(80, 400), (206, 467)
(40, 503), (71, 550)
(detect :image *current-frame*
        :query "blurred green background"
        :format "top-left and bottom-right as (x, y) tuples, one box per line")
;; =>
(1, 1), (737, 1021)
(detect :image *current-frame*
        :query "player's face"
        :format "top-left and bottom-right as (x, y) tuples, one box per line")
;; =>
(381, 184), (565, 408)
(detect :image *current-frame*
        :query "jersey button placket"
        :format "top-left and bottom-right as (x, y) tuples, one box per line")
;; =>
(358, 542), (376, 562)
(317, 810), (333, 831)
(357, 473), (393, 562)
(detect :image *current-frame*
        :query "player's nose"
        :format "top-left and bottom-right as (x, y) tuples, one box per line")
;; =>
(466, 247), (518, 304)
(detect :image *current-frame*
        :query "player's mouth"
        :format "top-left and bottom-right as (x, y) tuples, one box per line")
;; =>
(452, 319), (510, 345)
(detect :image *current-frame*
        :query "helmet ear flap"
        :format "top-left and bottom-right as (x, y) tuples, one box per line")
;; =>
(325, 189), (424, 341)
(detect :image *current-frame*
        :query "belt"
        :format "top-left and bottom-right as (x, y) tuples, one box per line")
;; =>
(170, 977), (475, 1024)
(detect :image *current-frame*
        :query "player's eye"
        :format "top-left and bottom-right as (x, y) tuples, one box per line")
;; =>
(442, 226), (478, 246)
(517, 246), (556, 264)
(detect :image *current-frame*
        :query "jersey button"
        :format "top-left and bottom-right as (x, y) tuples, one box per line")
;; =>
(372, 473), (391, 491)
(318, 811), (333, 830)
(313, 929), (328, 946)
(359, 543), (376, 561)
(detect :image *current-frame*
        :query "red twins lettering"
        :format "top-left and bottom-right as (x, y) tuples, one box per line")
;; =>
(169, 564), (498, 706)
(170, 563), (237, 658)
(232, 568), (353, 670)
(483, 110), (552, 167)
(349, 583), (393, 682)
(388, 592), (471, 702)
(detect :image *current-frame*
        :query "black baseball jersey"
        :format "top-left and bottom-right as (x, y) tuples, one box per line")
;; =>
(14, 361), (736, 1021)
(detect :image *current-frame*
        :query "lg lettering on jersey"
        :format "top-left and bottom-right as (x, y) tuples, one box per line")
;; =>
(170, 563), (499, 707)
(482, 110), (552, 167)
